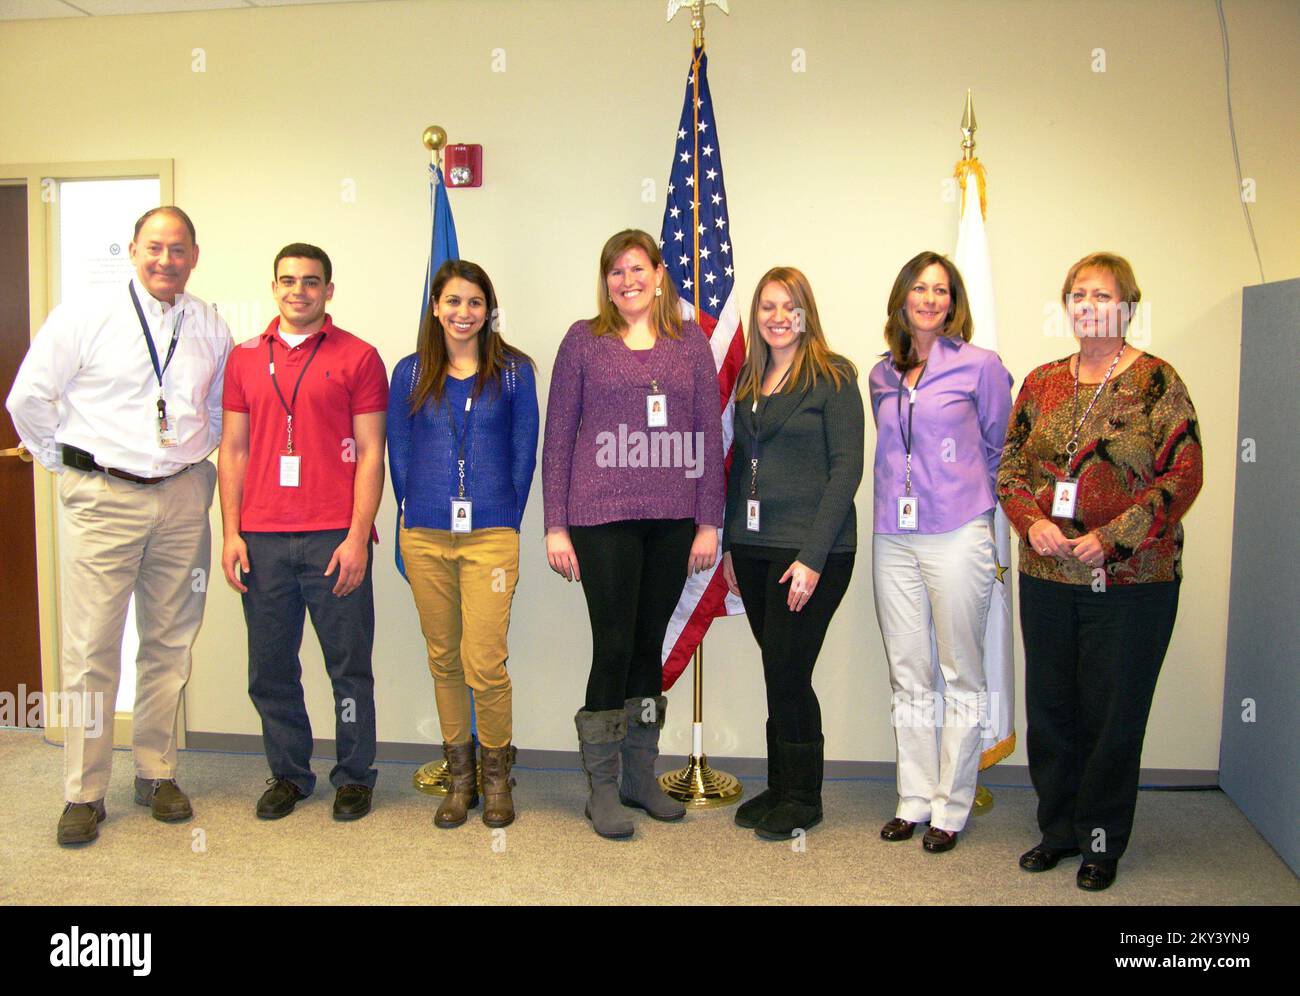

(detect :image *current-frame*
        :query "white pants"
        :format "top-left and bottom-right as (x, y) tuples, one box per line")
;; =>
(57, 462), (216, 803)
(873, 514), (994, 832)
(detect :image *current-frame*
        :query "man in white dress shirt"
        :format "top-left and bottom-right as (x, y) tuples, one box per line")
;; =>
(6, 206), (232, 845)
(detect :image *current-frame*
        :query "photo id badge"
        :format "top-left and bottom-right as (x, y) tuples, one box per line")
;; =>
(897, 497), (919, 531)
(1052, 479), (1078, 519)
(746, 499), (761, 532)
(451, 499), (473, 533)
(647, 393), (668, 428)
(279, 454), (301, 488)
(157, 415), (179, 448)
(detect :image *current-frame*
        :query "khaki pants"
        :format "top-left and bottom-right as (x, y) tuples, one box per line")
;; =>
(398, 524), (519, 748)
(57, 461), (216, 803)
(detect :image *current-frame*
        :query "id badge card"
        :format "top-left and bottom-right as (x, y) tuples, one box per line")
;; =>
(897, 497), (919, 531)
(451, 499), (473, 533)
(279, 454), (301, 487)
(1051, 479), (1078, 519)
(157, 415), (180, 448)
(746, 499), (761, 532)
(647, 393), (668, 428)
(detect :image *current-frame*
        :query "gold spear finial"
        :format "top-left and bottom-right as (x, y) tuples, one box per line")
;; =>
(667, 0), (731, 48)
(960, 89), (977, 161)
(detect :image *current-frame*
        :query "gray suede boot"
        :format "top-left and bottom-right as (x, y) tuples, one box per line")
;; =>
(620, 696), (686, 821)
(575, 708), (634, 839)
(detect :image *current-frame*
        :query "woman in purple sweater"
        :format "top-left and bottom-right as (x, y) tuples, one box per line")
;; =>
(542, 229), (724, 839)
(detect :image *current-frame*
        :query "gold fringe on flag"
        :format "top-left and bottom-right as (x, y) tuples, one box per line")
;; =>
(954, 156), (988, 221)
(979, 730), (1016, 769)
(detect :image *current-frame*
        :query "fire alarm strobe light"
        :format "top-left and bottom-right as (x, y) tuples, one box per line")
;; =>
(445, 144), (483, 188)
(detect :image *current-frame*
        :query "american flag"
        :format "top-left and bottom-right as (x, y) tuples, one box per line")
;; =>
(659, 45), (746, 690)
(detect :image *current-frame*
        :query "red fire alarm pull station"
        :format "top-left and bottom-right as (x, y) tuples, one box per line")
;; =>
(444, 144), (483, 188)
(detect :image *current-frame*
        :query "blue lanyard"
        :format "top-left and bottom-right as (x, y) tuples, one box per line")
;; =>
(129, 281), (183, 402)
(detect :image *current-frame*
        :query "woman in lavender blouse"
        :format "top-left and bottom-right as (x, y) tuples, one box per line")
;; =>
(868, 251), (1013, 854)
(541, 229), (724, 839)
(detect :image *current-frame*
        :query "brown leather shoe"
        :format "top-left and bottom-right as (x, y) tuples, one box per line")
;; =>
(880, 817), (919, 841)
(922, 826), (958, 853)
(134, 777), (193, 822)
(480, 744), (517, 828)
(434, 741), (479, 829)
(57, 800), (106, 845)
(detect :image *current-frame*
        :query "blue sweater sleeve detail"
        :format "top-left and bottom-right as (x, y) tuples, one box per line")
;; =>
(386, 354), (417, 515)
(386, 353), (418, 580)
(509, 359), (540, 527)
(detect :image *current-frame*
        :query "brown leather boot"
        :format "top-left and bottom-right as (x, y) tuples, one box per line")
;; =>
(480, 744), (517, 828)
(434, 740), (479, 829)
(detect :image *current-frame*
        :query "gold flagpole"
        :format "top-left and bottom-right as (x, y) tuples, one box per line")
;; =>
(412, 124), (469, 796)
(657, 0), (741, 808)
(957, 90), (994, 816)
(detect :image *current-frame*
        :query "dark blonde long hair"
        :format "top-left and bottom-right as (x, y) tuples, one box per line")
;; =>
(589, 229), (683, 340)
(736, 266), (855, 402)
(410, 259), (533, 413)
(883, 251), (973, 372)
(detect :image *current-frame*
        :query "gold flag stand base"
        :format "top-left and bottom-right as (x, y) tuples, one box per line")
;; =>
(413, 759), (450, 796)
(657, 645), (742, 808)
(972, 784), (994, 814)
(413, 758), (484, 796)
(659, 754), (742, 808)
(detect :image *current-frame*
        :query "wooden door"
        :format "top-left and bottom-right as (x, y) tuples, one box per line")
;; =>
(0, 183), (43, 726)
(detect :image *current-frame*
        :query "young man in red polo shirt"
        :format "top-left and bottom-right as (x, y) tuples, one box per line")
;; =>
(218, 243), (388, 820)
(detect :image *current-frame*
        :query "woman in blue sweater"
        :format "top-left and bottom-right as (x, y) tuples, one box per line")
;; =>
(387, 259), (539, 829)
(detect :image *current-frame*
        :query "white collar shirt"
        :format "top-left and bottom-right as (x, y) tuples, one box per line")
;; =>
(6, 276), (233, 477)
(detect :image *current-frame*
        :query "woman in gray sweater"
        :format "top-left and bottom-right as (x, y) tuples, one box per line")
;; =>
(721, 266), (865, 840)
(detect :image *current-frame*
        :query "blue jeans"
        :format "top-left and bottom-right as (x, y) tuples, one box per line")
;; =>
(241, 530), (378, 794)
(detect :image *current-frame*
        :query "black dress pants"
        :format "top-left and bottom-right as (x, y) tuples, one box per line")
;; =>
(729, 544), (856, 743)
(569, 518), (696, 711)
(1019, 573), (1180, 860)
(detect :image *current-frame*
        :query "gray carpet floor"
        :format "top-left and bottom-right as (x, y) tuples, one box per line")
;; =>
(2, 728), (1295, 906)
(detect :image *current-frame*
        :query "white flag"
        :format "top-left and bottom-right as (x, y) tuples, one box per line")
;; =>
(954, 165), (1017, 769)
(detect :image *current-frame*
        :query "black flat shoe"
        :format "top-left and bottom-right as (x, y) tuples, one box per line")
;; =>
(880, 817), (919, 841)
(332, 784), (373, 821)
(1077, 859), (1118, 891)
(922, 827), (958, 853)
(256, 777), (307, 820)
(1019, 843), (1082, 872)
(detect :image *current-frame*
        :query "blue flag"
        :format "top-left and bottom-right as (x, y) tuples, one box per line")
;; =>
(396, 164), (461, 580)
(421, 163), (460, 325)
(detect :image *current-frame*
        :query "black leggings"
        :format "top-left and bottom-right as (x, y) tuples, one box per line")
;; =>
(569, 518), (696, 712)
(729, 545), (855, 743)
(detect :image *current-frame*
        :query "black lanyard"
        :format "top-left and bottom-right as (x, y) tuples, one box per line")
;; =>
(895, 360), (927, 497)
(748, 362), (793, 497)
(895, 360), (927, 456)
(130, 282), (183, 415)
(447, 392), (474, 498)
(267, 333), (325, 453)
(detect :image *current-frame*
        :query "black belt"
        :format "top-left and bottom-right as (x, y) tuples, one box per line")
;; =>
(61, 444), (193, 486)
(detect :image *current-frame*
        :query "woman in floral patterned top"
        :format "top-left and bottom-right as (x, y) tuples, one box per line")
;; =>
(997, 252), (1202, 892)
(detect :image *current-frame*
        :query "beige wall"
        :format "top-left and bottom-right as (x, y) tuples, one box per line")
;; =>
(3, 0), (1297, 769)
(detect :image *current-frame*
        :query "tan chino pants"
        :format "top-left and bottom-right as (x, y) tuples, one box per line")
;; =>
(57, 461), (216, 803)
(399, 524), (519, 748)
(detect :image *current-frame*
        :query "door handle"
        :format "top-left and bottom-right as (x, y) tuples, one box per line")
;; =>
(0, 444), (34, 462)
